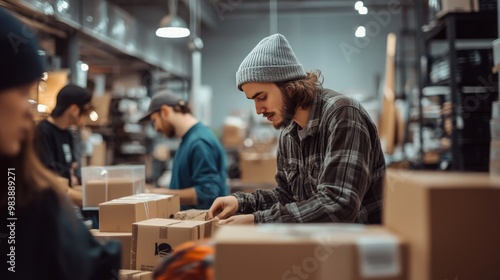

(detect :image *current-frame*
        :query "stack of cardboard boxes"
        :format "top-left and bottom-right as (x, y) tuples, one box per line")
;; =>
(93, 193), (180, 270)
(213, 170), (500, 279)
(384, 170), (500, 279)
(131, 218), (214, 271)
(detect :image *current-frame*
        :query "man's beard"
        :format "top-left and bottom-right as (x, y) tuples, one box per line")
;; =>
(160, 120), (176, 138)
(274, 93), (297, 129)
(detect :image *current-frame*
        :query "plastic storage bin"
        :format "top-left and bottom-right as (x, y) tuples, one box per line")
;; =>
(82, 165), (145, 210)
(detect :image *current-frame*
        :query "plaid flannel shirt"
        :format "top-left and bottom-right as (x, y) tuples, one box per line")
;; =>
(233, 89), (385, 223)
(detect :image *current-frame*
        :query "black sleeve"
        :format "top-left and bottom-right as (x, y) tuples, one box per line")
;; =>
(35, 124), (58, 172)
(45, 189), (121, 280)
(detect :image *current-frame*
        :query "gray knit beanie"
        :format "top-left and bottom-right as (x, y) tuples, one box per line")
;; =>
(236, 33), (306, 91)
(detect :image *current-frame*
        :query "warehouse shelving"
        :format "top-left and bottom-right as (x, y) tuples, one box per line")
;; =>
(414, 9), (498, 171)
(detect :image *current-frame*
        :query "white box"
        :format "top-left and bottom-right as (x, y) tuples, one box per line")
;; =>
(82, 165), (145, 210)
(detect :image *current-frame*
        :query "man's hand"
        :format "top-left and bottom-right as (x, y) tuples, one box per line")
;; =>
(207, 196), (239, 220)
(219, 214), (254, 225)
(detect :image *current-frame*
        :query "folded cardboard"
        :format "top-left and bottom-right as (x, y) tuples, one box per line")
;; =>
(214, 224), (407, 280)
(119, 269), (153, 280)
(91, 230), (132, 269)
(174, 209), (218, 235)
(384, 170), (500, 280)
(85, 177), (142, 208)
(174, 209), (209, 221)
(131, 218), (213, 271)
(239, 152), (276, 184)
(122, 193), (180, 219)
(99, 198), (157, 232)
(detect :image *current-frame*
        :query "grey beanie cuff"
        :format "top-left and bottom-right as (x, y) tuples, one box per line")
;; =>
(236, 64), (306, 90)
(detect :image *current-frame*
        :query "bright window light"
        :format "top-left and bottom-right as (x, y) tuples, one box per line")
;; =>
(355, 26), (366, 38)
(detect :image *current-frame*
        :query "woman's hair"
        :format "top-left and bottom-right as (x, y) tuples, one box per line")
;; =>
(275, 70), (324, 111)
(0, 123), (66, 209)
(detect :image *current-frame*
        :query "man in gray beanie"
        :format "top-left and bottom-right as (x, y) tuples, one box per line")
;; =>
(209, 33), (385, 224)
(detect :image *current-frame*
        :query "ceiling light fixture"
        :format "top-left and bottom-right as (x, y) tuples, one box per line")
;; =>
(359, 7), (368, 15)
(354, 1), (364, 10)
(355, 26), (366, 38)
(156, 0), (190, 38)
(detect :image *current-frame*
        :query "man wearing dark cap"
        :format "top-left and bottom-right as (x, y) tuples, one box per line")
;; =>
(35, 84), (93, 188)
(209, 34), (385, 224)
(139, 90), (228, 210)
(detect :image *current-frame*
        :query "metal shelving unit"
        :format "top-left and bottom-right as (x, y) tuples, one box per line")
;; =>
(415, 6), (498, 171)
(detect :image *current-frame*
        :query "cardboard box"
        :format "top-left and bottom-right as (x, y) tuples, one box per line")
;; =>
(437, 0), (479, 18)
(124, 193), (180, 219)
(99, 198), (157, 232)
(239, 152), (276, 184)
(132, 271), (153, 280)
(384, 170), (500, 280)
(91, 230), (132, 269)
(119, 270), (153, 280)
(119, 269), (140, 280)
(87, 93), (112, 127)
(82, 165), (145, 210)
(222, 124), (246, 148)
(85, 178), (142, 208)
(214, 224), (407, 280)
(89, 141), (107, 166)
(131, 219), (213, 271)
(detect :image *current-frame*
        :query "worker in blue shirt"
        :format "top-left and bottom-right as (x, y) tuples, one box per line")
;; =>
(139, 90), (228, 209)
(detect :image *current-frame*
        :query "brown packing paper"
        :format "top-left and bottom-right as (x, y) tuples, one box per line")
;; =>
(384, 170), (500, 280)
(131, 219), (212, 271)
(214, 225), (407, 280)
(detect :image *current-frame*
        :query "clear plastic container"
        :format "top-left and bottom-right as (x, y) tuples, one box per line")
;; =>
(82, 165), (145, 210)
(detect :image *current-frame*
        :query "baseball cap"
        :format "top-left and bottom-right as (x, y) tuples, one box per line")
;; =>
(51, 84), (93, 116)
(138, 90), (186, 122)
